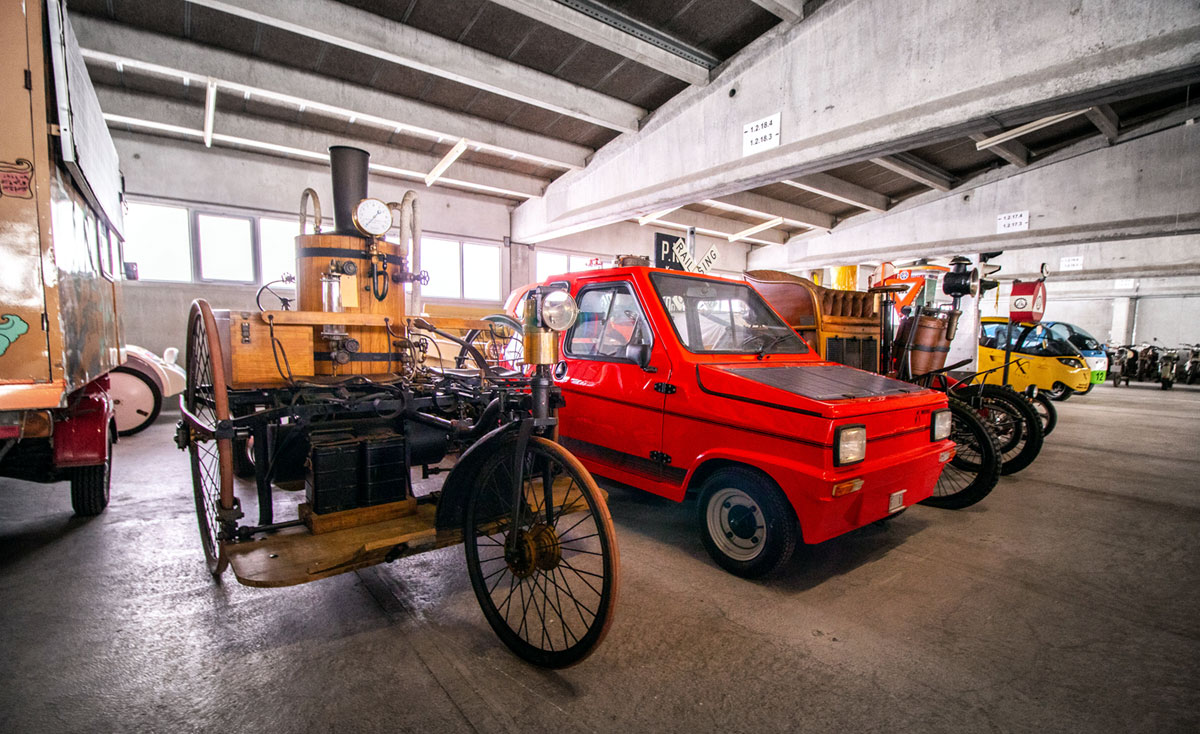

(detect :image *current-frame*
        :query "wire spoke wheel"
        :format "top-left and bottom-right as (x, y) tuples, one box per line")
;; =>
(185, 300), (234, 577)
(456, 314), (524, 372)
(954, 385), (1044, 475)
(922, 399), (1001, 509)
(464, 435), (618, 668)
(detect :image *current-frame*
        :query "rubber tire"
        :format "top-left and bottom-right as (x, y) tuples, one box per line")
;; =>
(1049, 382), (1074, 401)
(1161, 379), (1173, 390)
(1032, 392), (1058, 437)
(698, 467), (798, 579)
(110, 366), (162, 436)
(954, 384), (1044, 475)
(70, 425), (112, 516)
(1080, 381), (1095, 396)
(920, 398), (1001, 510)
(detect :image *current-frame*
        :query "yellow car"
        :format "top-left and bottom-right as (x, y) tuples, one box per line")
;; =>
(979, 318), (1091, 399)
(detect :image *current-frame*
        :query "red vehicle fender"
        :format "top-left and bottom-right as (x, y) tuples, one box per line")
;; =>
(53, 376), (115, 468)
(682, 446), (824, 512)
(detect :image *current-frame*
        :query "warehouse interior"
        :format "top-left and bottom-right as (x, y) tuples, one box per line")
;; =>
(2, 0), (1199, 731)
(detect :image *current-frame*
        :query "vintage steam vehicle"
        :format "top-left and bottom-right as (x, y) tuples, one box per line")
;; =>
(176, 147), (618, 668)
(506, 265), (955, 578)
(0, 0), (123, 515)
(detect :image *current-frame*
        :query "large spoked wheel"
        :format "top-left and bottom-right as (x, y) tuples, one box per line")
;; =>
(1031, 392), (1058, 437)
(955, 384), (1044, 475)
(184, 300), (234, 577)
(464, 434), (619, 668)
(456, 314), (524, 372)
(920, 399), (1000, 510)
(698, 466), (798, 578)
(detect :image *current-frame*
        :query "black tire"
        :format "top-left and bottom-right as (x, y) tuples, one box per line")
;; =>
(70, 424), (112, 516)
(1048, 382), (1073, 401)
(1161, 379), (1173, 390)
(109, 366), (162, 436)
(1032, 392), (1058, 437)
(1080, 381), (1095, 396)
(464, 435), (618, 668)
(954, 384), (1044, 475)
(920, 399), (1001, 510)
(697, 466), (798, 578)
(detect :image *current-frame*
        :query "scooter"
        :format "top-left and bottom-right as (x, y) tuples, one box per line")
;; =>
(1182, 344), (1200, 385)
(1159, 348), (1179, 390)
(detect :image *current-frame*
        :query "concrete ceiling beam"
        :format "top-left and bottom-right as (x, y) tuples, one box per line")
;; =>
(748, 0), (805, 23)
(968, 128), (1030, 167)
(94, 87), (548, 199)
(1085, 104), (1121, 143)
(748, 123), (1200, 269)
(73, 16), (590, 171)
(486, 0), (709, 85)
(869, 153), (956, 192)
(706, 190), (834, 230)
(511, 0), (1200, 242)
(182, 0), (645, 133)
(782, 173), (891, 213)
(649, 209), (787, 246)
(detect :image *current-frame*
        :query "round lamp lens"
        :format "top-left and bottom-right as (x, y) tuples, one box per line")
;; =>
(541, 290), (579, 331)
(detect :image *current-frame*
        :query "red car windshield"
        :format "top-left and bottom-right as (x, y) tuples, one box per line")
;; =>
(649, 272), (809, 355)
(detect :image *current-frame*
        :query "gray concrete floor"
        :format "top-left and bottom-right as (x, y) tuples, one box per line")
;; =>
(2, 384), (1198, 733)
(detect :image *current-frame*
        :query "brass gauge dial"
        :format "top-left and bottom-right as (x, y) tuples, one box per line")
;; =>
(352, 198), (392, 237)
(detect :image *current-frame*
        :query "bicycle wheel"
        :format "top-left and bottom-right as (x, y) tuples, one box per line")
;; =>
(184, 300), (234, 577)
(920, 398), (1001, 509)
(455, 313), (524, 371)
(464, 434), (619, 668)
(954, 384), (1044, 475)
(1031, 392), (1057, 437)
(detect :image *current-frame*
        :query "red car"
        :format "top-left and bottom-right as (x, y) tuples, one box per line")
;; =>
(525, 267), (954, 578)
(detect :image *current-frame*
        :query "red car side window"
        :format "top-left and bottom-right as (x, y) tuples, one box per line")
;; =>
(565, 284), (651, 359)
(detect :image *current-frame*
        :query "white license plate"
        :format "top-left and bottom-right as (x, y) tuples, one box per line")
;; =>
(888, 490), (906, 513)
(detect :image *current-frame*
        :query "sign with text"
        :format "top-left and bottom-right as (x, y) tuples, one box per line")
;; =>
(742, 112), (781, 156)
(996, 210), (1029, 233)
(671, 238), (719, 275)
(1060, 255), (1084, 271)
(654, 232), (686, 271)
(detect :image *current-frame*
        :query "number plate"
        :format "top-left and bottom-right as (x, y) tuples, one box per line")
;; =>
(888, 490), (906, 514)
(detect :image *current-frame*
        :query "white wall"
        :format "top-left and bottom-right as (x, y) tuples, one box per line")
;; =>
(1134, 296), (1200, 345)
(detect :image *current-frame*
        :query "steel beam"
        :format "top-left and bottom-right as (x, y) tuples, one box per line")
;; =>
(182, 0), (644, 132)
(73, 17), (590, 170)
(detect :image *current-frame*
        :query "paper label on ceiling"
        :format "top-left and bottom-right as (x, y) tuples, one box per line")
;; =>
(996, 210), (1029, 233)
(743, 113), (781, 157)
(1060, 255), (1084, 271)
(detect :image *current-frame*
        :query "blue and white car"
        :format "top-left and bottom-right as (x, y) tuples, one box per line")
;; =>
(1045, 322), (1107, 391)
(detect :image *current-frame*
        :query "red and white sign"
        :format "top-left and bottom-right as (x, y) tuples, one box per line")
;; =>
(1009, 281), (1047, 322)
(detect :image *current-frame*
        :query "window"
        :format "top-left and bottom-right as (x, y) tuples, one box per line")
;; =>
(566, 285), (651, 359)
(197, 214), (254, 282)
(537, 250), (603, 282)
(462, 243), (500, 301)
(649, 272), (808, 355)
(420, 237), (501, 301)
(123, 202), (192, 281)
(421, 237), (462, 299)
(258, 218), (299, 284)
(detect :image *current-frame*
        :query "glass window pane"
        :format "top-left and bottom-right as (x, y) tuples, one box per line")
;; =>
(123, 202), (191, 281)
(421, 237), (461, 299)
(259, 218), (299, 284)
(197, 214), (254, 281)
(462, 243), (500, 301)
(536, 251), (568, 282)
(570, 254), (601, 272)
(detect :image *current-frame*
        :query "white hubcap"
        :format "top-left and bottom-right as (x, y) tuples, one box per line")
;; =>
(706, 487), (766, 562)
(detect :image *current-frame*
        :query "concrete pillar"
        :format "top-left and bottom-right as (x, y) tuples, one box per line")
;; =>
(1110, 297), (1135, 345)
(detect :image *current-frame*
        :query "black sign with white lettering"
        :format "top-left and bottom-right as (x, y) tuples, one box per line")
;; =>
(654, 232), (686, 271)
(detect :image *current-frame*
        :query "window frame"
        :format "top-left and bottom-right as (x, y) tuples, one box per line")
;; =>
(420, 233), (504, 303)
(192, 209), (259, 284)
(564, 281), (653, 364)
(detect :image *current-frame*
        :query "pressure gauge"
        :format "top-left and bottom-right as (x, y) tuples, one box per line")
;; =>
(352, 198), (392, 237)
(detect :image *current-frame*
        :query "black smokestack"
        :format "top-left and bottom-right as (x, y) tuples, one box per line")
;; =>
(329, 145), (370, 236)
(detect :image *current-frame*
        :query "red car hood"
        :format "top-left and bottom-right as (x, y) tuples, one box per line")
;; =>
(696, 361), (943, 419)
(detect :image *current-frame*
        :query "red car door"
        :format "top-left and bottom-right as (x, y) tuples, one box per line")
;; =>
(556, 280), (675, 489)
